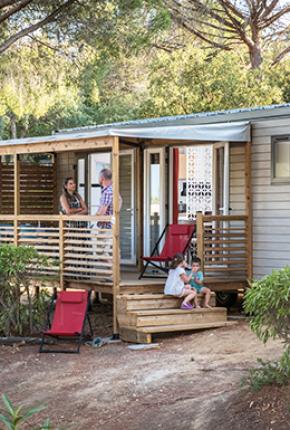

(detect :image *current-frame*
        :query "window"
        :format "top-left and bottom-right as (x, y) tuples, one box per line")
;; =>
(272, 136), (290, 183)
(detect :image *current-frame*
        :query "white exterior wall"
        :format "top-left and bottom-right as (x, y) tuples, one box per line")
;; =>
(230, 143), (246, 215)
(251, 117), (290, 278)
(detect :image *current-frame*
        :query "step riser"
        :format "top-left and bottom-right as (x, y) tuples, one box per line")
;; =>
(136, 311), (226, 328)
(120, 286), (164, 295)
(118, 295), (216, 312)
(118, 309), (227, 328)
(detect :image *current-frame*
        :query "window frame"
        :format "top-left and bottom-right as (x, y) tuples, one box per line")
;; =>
(271, 135), (290, 184)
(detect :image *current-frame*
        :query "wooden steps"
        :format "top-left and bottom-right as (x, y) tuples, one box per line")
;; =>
(117, 292), (229, 344)
(119, 321), (235, 344)
(119, 307), (227, 328)
(117, 292), (216, 311)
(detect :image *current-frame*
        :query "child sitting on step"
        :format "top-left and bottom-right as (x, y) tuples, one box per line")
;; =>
(164, 253), (198, 310)
(187, 256), (212, 308)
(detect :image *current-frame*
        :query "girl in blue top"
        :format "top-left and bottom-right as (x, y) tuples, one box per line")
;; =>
(188, 256), (212, 308)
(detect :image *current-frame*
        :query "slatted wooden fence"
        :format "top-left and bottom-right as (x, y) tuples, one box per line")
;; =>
(0, 160), (56, 214)
(0, 215), (113, 286)
(196, 214), (249, 281)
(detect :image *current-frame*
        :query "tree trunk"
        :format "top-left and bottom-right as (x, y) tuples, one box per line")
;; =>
(10, 114), (17, 139)
(249, 44), (263, 69)
(249, 25), (263, 69)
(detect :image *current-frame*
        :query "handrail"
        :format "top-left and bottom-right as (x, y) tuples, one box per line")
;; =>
(201, 215), (248, 222)
(0, 214), (113, 222)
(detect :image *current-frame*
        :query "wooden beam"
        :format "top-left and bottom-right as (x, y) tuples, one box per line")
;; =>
(13, 154), (20, 245)
(59, 215), (64, 290)
(136, 146), (144, 272)
(0, 136), (114, 155)
(245, 140), (253, 280)
(196, 212), (204, 271)
(112, 136), (120, 335)
(52, 154), (58, 213)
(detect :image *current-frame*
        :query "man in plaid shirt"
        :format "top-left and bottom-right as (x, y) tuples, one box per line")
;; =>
(97, 168), (114, 228)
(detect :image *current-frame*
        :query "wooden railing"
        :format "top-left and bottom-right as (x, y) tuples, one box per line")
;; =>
(0, 215), (114, 287)
(196, 213), (250, 282)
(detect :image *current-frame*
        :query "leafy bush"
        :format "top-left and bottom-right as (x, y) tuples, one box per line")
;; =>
(244, 350), (290, 391)
(0, 245), (51, 336)
(0, 394), (51, 429)
(244, 267), (290, 346)
(244, 267), (290, 389)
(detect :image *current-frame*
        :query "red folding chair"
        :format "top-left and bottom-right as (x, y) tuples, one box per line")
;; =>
(139, 224), (195, 279)
(39, 290), (93, 354)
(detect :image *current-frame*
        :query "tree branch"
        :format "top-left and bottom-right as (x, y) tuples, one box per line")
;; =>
(261, 6), (290, 28)
(218, 0), (246, 20)
(271, 45), (290, 66)
(0, 0), (33, 25)
(259, 0), (280, 19)
(0, 0), (77, 55)
(0, 0), (23, 8)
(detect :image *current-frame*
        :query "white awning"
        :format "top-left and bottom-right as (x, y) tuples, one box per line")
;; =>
(0, 120), (250, 147)
(106, 121), (250, 142)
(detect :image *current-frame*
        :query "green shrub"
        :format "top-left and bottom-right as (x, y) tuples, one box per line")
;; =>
(244, 267), (290, 345)
(244, 349), (290, 391)
(0, 245), (51, 336)
(0, 394), (51, 429)
(244, 267), (290, 389)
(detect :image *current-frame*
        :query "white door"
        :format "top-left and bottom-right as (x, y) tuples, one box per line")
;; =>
(88, 153), (111, 214)
(77, 158), (86, 200)
(87, 151), (136, 264)
(212, 142), (230, 215)
(144, 148), (166, 256)
(120, 150), (136, 264)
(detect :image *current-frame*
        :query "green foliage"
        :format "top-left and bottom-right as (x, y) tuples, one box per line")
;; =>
(0, 245), (51, 336)
(0, 41), (80, 138)
(0, 394), (51, 430)
(143, 47), (285, 117)
(0, 2), (289, 138)
(244, 267), (290, 346)
(244, 267), (290, 390)
(243, 349), (290, 391)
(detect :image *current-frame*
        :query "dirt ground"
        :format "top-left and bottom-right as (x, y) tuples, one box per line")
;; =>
(0, 305), (289, 430)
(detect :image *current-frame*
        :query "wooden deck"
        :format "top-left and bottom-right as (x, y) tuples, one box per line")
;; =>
(0, 213), (249, 341)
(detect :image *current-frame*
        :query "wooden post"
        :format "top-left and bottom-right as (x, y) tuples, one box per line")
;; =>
(112, 136), (120, 335)
(245, 141), (253, 281)
(59, 215), (65, 290)
(136, 146), (144, 272)
(52, 153), (58, 214)
(196, 212), (204, 272)
(13, 154), (20, 246)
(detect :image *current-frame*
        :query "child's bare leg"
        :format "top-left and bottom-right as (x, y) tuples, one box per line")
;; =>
(194, 294), (201, 308)
(203, 287), (212, 308)
(182, 286), (196, 305)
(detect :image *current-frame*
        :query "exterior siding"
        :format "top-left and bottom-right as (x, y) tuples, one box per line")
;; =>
(251, 118), (290, 278)
(230, 143), (245, 215)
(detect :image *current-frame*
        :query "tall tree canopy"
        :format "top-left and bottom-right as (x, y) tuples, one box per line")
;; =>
(0, 0), (78, 54)
(163, 0), (290, 68)
(0, 0), (289, 139)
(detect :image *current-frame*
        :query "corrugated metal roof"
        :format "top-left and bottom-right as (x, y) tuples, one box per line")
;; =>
(59, 103), (290, 133)
(0, 103), (289, 147)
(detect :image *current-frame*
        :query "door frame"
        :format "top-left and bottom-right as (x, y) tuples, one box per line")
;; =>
(212, 142), (230, 216)
(120, 149), (136, 265)
(143, 147), (166, 256)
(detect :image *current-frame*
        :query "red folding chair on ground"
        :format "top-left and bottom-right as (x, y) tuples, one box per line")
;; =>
(39, 290), (93, 354)
(139, 224), (195, 279)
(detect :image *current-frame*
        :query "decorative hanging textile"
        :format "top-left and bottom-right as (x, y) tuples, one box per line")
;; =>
(186, 145), (213, 219)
